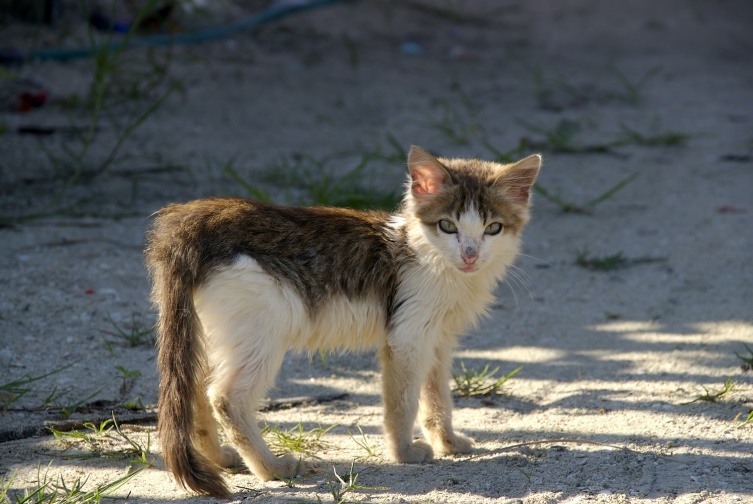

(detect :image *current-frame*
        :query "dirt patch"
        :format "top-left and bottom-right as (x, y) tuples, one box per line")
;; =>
(1, 1), (751, 503)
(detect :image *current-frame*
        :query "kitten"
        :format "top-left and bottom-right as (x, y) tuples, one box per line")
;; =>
(145, 145), (541, 497)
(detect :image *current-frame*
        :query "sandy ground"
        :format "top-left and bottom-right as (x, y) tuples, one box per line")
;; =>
(1, 0), (752, 503)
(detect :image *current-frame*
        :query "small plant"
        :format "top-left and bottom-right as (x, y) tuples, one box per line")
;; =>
(0, 362), (75, 409)
(325, 461), (387, 504)
(424, 101), (476, 144)
(531, 172), (639, 214)
(517, 118), (611, 154)
(575, 249), (667, 272)
(262, 423), (337, 455)
(682, 378), (736, 405)
(735, 410), (753, 428)
(734, 343), (753, 372)
(114, 365), (142, 402)
(237, 153), (399, 211)
(615, 122), (690, 147)
(452, 362), (521, 397)
(348, 424), (380, 459)
(48, 413), (151, 465)
(1, 459), (148, 504)
(609, 65), (662, 106)
(101, 312), (155, 350)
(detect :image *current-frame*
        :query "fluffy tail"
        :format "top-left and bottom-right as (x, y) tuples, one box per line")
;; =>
(146, 210), (231, 498)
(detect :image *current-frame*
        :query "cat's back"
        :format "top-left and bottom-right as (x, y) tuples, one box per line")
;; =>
(148, 197), (406, 308)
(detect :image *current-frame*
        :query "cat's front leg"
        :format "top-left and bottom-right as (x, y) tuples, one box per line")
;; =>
(419, 339), (474, 456)
(379, 344), (434, 463)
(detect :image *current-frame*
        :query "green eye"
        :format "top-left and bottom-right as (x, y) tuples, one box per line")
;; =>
(485, 222), (503, 235)
(438, 219), (458, 234)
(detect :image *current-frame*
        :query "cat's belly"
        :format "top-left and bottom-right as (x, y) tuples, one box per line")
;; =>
(193, 255), (386, 357)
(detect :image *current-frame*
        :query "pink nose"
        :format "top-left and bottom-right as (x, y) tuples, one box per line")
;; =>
(462, 253), (478, 265)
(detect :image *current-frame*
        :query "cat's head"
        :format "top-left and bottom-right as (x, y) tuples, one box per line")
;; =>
(403, 145), (541, 275)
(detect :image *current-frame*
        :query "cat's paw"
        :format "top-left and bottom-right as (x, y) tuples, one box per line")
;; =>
(259, 453), (310, 482)
(219, 445), (243, 468)
(446, 432), (474, 455)
(394, 440), (434, 463)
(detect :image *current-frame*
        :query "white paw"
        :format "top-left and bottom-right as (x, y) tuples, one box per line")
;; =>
(395, 440), (434, 463)
(219, 445), (243, 468)
(258, 453), (310, 481)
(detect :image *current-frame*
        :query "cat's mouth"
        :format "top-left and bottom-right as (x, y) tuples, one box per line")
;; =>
(458, 265), (479, 273)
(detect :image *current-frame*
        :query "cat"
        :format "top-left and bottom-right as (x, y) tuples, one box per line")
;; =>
(145, 145), (541, 497)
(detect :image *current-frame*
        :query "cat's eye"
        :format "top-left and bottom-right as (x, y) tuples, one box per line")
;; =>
(484, 222), (503, 235)
(438, 219), (458, 234)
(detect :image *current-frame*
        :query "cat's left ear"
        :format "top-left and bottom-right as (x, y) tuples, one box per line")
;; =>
(495, 154), (542, 205)
(408, 145), (452, 200)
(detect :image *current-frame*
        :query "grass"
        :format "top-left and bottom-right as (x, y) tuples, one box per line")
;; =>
(735, 343), (753, 371)
(682, 378), (736, 405)
(49, 413), (152, 465)
(424, 101), (476, 145)
(101, 313), (155, 351)
(575, 249), (667, 272)
(0, 363), (76, 410)
(517, 118), (612, 154)
(615, 122), (690, 147)
(348, 424), (380, 459)
(452, 362), (522, 397)
(530, 172), (639, 214)
(262, 423), (337, 456)
(735, 410), (753, 428)
(323, 461), (387, 504)
(0, 461), (148, 504)
(609, 66), (662, 106)
(232, 152), (400, 211)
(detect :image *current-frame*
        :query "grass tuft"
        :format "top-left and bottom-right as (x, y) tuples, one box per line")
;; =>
(262, 423), (337, 456)
(452, 362), (521, 398)
(682, 378), (736, 405)
(575, 249), (667, 272)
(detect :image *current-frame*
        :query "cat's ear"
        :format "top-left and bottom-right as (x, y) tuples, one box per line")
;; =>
(408, 145), (451, 199)
(495, 154), (542, 205)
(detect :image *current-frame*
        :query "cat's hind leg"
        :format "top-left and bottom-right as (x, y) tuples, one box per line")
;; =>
(192, 385), (243, 469)
(419, 339), (474, 456)
(207, 359), (305, 481)
(195, 260), (309, 482)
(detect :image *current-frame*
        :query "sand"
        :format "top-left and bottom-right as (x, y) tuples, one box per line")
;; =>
(0, 1), (751, 502)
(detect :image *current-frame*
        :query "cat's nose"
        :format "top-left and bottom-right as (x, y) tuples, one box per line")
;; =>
(462, 247), (478, 264)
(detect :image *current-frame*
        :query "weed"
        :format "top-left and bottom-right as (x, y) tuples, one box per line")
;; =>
(452, 362), (521, 398)
(58, 388), (105, 420)
(348, 424), (380, 459)
(224, 158), (272, 202)
(609, 66), (662, 106)
(575, 249), (667, 272)
(734, 343), (753, 371)
(682, 377), (736, 405)
(325, 461), (387, 504)
(735, 410), (753, 428)
(262, 423), (337, 456)
(615, 122), (690, 147)
(49, 413), (151, 465)
(240, 153), (399, 210)
(0, 362), (75, 409)
(114, 365), (142, 403)
(0, 460), (148, 504)
(101, 312), (154, 351)
(528, 171), (638, 214)
(425, 101), (476, 144)
(517, 118), (611, 154)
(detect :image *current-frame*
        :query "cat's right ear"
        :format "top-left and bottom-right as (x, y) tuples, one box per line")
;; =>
(408, 145), (450, 200)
